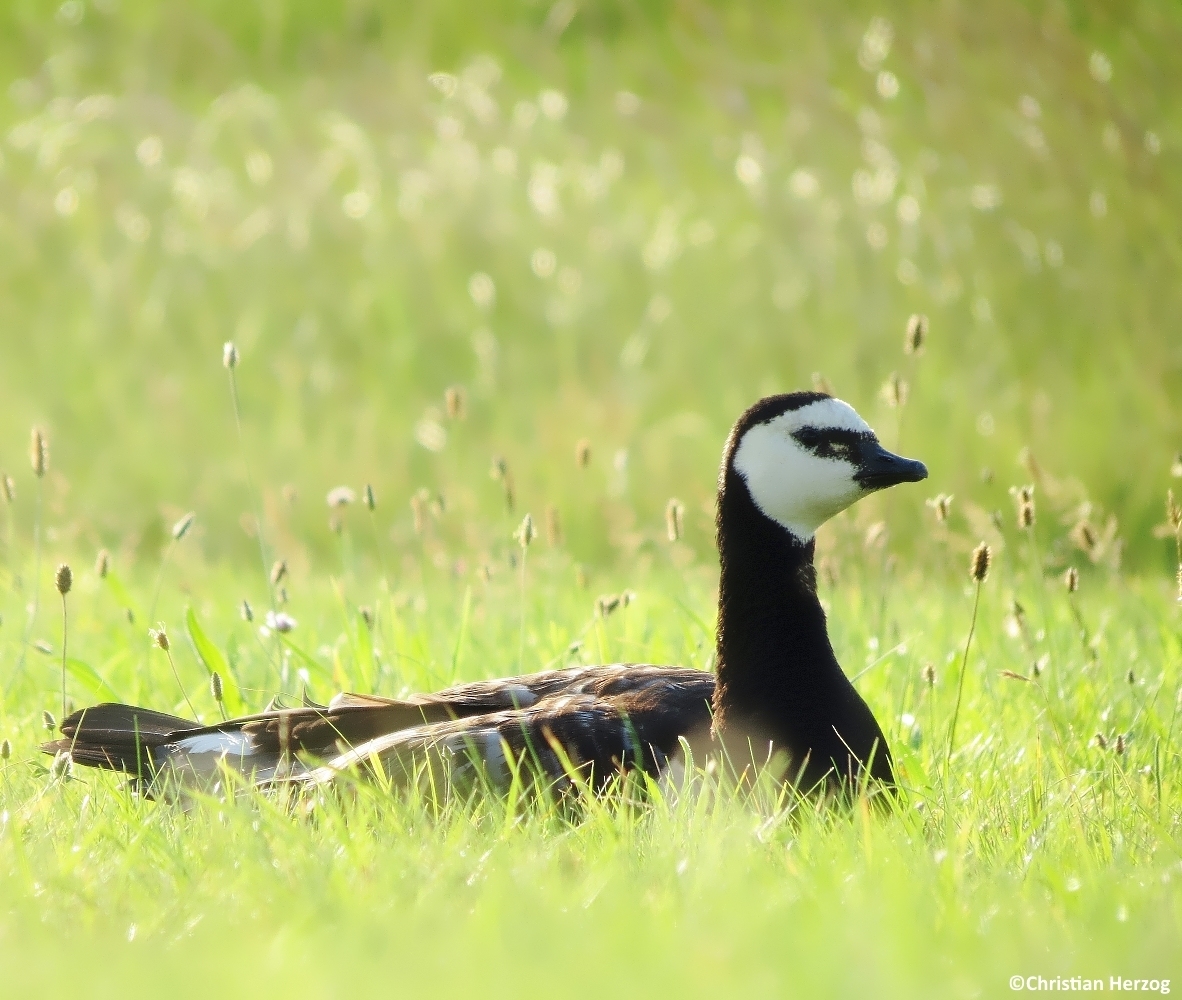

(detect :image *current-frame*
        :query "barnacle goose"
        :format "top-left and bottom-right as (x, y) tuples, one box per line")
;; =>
(45, 392), (927, 799)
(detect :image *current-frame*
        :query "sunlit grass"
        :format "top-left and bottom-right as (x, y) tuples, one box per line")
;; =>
(2, 548), (1181, 995)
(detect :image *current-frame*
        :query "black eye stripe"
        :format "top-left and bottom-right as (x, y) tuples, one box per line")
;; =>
(792, 427), (876, 459)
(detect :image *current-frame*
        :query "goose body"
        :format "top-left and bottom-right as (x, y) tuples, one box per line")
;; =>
(45, 391), (927, 797)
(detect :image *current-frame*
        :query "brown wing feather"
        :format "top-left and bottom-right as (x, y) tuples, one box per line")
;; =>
(239, 664), (713, 758)
(296, 667), (716, 792)
(46, 664), (717, 795)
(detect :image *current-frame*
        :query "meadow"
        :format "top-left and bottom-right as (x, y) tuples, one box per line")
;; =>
(1, 1), (1181, 995)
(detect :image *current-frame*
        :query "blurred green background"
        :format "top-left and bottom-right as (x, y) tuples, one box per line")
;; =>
(0, 0), (1179, 575)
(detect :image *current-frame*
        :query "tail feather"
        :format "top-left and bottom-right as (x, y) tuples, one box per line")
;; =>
(43, 703), (200, 775)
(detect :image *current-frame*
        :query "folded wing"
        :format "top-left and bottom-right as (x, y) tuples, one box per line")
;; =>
(298, 667), (716, 793)
(43, 664), (716, 795)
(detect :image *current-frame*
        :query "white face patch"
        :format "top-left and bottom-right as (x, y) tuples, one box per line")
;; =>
(731, 397), (876, 540)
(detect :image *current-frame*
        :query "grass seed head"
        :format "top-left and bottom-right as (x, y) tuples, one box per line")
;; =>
(865, 522), (888, 550)
(360, 606), (374, 629)
(444, 385), (466, 420)
(1071, 519), (1098, 555)
(1093, 732), (1108, 750)
(270, 559), (287, 585)
(410, 489), (429, 534)
(904, 313), (928, 354)
(1033, 653), (1050, 677)
(364, 484), (376, 511)
(574, 564), (588, 589)
(575, 439), (591, 469)
(43, 710), (56, 732)
(210, 672), (224, 704)
(1000, 669), (1030, 682)
(29, 427), (48, 478)
(265, 610), (297, 633)
(1171, 453), (1182, 478)
(1177, 565), (1182, 602)
(1126, 667), (1136, 686)
(172, 512), (195, 541)
(1009, 486), (1036, 529)
(223, 341), (238, 369)
(1019, 447), (1042, 481)
(970, 541), (992, 582)
(810, 372), (833, 395)
(55, 563), (72, 596)
(596, 593), (621, 618)
(490, 457), (514, 511)
(0, 738), (10, 760)
(921, 663), (937, 686)
(1, 473), (13, 503)
(926, 493), (953, 524)
(514, 513), (536, 549)
(50, 751), (74, 781)
(1115, 733), (1126, 755)
(327, 486), (355, 508)
(545, 505), (562, 546)
(149, 624), (170, 651)
(1167, 489), (1181, 532)
(665, 498), (685, 542)
(240, 600), (253, 622)
(1064, 566), (1080, 593)
(881, 372), (909, 409)
(95, 548), (110, 578)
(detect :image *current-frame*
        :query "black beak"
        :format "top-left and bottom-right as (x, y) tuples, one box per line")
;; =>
(854, 441), (929, 491)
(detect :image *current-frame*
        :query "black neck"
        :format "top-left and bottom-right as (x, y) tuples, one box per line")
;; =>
(712, 466), (894, 788)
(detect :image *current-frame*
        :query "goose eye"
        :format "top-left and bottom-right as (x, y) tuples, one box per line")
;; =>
(793, 427), (822, 449)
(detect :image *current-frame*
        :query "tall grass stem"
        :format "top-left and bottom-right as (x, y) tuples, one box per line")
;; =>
(227, 365), (276, 613)
(518, 548), (528, 674)
(59, 591), (68, 723)
(165, 645), (199, 720)
(947, 580), (982, 764)
(15, 478), (43, 674)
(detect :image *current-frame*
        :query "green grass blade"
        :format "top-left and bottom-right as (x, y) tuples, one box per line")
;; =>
(185, 606), (245, 717)
(103, 571), (142, 623)
(63, 656), (123, 703)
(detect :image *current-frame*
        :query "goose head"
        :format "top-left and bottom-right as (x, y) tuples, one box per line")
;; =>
(724, 391), (928, 543)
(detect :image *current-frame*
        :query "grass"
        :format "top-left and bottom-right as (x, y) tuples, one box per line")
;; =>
(2, 558), (1180, 996)
(1, 0), (1181, 995)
